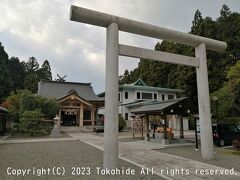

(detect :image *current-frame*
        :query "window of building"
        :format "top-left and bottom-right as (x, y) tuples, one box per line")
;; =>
(168, 94), (174, 100)
(142, 92), (152, 99)
(125, 113), (128, 120)
(154, 93), (157, 100)
(83, 110), (91, 120)
(162, 94), (165, 101)
(118, 92), (121, 102)
(125, 92), (128, 99)
(136, 92), (141, 99)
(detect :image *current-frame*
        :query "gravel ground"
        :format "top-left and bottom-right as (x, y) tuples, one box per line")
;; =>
(155, 145), (240, 171)
(0, 140), (161, 180)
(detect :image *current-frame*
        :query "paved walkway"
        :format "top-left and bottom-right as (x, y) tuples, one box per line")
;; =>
(67, 132), (240, 180)
(0, 134), (11, 142)
(1, 137), (78, 144)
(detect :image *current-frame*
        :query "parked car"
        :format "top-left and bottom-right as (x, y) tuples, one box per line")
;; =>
(212, 123), (240, 147)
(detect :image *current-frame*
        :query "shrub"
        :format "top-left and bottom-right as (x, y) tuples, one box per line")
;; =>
(3, 92), (58, 135)
(20, 95), (59, 119)
(18, 109), (45, 136)
(38, 97), (59, 119)
(1, 90), (31, 122)
(119, 115), (126, 132)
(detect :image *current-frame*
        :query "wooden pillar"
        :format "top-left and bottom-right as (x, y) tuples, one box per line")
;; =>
(179, 115), (184, 139)
(80, 103), (83, 127)
(141, 117), (144, 140)
(91, 107), (95, 126)
(77, 109), (80, 126)
(146, 115), (150, 141)
(163, 115), (167, 139)
(153, 116), (156, 139)
(58, 108), (61, 127)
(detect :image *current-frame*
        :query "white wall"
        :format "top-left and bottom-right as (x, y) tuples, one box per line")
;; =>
(100, 88), (178, 128)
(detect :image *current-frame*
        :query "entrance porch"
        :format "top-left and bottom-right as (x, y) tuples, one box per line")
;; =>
(56, 90), (98, 127)
(59, 106), (96, 127)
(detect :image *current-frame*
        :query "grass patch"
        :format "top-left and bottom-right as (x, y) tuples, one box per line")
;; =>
(231, 151), (240, 155)
(219, 148), (240, 156)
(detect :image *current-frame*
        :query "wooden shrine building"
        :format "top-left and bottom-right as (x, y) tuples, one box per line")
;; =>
(37, 80), (104, 127)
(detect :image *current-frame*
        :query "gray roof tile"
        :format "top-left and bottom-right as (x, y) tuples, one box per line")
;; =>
(130, 97), (187, 113)
(37, 80), (103, 101)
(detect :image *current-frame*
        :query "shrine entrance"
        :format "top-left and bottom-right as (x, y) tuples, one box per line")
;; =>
(69, 5), (227, 168)
(61, 109), (77, 126)
(57, 89), (96, 127)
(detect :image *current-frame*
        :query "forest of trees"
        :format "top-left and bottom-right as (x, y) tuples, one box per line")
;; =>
(0, 43), (58, 135)
(0, 43), (53, 102)
(119, 5), (240, 119)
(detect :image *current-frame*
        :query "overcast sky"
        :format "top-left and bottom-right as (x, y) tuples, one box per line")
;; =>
(0, 0), (239, 94)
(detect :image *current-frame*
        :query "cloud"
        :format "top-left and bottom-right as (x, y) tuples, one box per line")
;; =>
(0, 0), (239, 93)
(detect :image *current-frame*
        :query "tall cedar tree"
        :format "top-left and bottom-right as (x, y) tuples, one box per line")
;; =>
(24, 58), (52, 93)
(119, 5), (240, 114)
(0, 43), (12, 102)
(0, 44), (53, 99)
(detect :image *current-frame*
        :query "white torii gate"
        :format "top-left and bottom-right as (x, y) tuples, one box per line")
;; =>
(69, 5), (227, 169)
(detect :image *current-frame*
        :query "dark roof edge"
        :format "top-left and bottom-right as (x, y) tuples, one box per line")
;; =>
(40, 80), (91, 86)
(127, 97), (187, 108)
(98, 86), (183, 96)
(120, 84), (183, 92)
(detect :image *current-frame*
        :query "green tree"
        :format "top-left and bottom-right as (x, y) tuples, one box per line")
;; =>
(37, 60), (52, 81)
(25, 57), (39, 73)
(220, 4), (231, 18)
(191, 9), (203, 34)
(118, 5), (240, 113)
(227, 61), (240, 115)
(211, 61), (240, 119)
(0, 42), (53, 98)
(0, 43), (12, 102)
(20, 95), (39, 112)
(20, 94), (59, 119)
(8, 57), (26, 91)
(1, 90), (31, 122)
(37, 97), (59, 119)
(211, 86), (234, 120)
(24, 73), (40, 93)
(18, 109), (44, 136)
(24, 58), (53, 93)
(24, 57), (40, 93)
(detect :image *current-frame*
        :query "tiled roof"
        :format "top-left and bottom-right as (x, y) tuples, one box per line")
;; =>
(37, 80), (103, 101)
(120, 84), (183, 92)
(130, 97), (187, 114)
(98, 80), (183, 97)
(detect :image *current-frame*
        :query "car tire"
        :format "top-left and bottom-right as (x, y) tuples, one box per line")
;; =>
(219, 139), (225, 147)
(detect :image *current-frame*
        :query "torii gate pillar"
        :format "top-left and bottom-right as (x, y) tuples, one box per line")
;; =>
(104, 23), (119, 168)
(195, 43), (214, 160)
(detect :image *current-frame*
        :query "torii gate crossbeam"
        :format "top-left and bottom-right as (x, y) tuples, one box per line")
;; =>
(69, 5), (227, 169)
